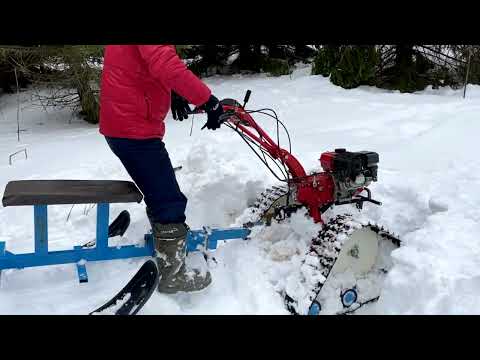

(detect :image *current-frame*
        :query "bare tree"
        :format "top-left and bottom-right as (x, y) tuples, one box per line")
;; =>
(1, 45), (103, 124)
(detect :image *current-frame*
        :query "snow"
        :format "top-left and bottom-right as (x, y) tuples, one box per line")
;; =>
(1, 64), (480, 314)
(77, 259), (87, 266)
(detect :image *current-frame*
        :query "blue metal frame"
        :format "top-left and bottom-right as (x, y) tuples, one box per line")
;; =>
(0, 202), (252, 284)
(96, 203), (109, 252)
(0, 241), (4, 281)
(34, 205), (48, 255)
(0, 203), (155, 283)
(187, 227), (251, 252)
(144, 226), (251, 253)
(0, 245), (155, 269)
(74, 246), (89, 283)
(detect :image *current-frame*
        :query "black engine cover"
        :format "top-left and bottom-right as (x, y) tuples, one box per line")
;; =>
(333, 150), (379, 182)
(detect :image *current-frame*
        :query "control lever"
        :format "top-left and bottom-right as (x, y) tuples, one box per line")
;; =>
(243, 90), (252, 108)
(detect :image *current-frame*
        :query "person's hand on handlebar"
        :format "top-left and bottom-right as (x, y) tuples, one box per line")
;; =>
(199, 95), (225, 130)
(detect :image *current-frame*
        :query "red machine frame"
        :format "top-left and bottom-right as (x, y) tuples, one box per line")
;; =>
(219, 103), (338, 224)
(194, 91), (377, 224)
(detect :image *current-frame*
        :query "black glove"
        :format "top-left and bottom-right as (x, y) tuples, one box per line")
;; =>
(200, 95), (224, 130)
(171, 91), (191, 121)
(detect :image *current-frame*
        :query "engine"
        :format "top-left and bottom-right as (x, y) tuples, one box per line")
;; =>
(320, 149), (379, 202)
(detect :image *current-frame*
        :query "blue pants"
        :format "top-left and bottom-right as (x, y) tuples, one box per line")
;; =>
(105, 137), (187, 224)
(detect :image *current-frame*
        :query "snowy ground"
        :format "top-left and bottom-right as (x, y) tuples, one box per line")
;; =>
(1, 65), (480, 314)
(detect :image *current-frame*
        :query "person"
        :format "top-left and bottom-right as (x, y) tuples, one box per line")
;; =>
(99, 45), (224, 294)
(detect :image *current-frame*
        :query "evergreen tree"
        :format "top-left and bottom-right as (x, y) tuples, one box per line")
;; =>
(311, 45), (478, 92)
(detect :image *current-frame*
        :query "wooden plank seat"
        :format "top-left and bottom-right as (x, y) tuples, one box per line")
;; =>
(2, 180), (143, 207)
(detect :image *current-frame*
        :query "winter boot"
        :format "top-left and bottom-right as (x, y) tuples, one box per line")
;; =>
(150, 222), (212, 294)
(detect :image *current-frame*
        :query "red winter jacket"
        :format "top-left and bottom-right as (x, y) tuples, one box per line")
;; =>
(99, 45), (211, 139)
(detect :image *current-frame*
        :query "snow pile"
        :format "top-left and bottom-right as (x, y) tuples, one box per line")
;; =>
(1, 66), (480, 314)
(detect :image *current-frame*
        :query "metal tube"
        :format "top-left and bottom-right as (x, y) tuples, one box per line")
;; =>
(34, 205), (48, 255)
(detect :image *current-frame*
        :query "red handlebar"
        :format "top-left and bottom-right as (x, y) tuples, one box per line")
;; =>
(221, 103), (307, 179)
(188, 98), (307, 179)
